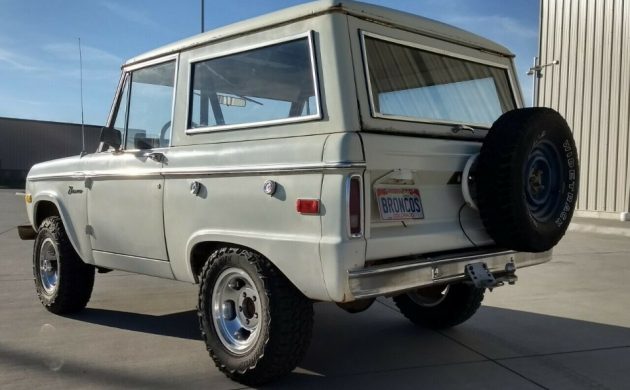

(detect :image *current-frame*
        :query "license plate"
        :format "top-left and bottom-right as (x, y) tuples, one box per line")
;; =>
(376, 187), (424, 220)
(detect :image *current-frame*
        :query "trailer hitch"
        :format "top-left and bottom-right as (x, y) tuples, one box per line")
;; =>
(464, 262), (517, 291)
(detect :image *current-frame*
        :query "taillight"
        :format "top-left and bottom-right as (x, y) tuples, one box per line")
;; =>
(348, 175), (362, 237)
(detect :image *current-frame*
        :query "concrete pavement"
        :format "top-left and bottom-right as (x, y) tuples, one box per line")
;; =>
(1, 188), (629, 389)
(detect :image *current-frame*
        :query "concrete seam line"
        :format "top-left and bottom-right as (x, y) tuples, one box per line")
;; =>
(436, 330), (550, 390)
(375, 299), (550, 387)
(0, 227), (15, 236)
(495, 345), (630, 361)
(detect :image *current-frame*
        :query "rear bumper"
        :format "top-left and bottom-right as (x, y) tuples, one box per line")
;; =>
(348, 249), (552, 299)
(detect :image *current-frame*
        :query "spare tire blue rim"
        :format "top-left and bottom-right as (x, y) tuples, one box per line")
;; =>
(524, 139), (563, 222)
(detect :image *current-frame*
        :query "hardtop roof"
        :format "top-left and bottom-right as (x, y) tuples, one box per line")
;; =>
(124, 0), (513, 67)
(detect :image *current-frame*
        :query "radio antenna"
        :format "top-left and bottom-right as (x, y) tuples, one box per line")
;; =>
(201, 0), (205, 32)
(78, 37), (86, 157)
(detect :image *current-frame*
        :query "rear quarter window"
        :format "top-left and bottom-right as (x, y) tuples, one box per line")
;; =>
(187, 34), (320, 133)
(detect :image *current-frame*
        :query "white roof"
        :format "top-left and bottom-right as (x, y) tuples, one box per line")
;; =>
(125, 0), (513, 66)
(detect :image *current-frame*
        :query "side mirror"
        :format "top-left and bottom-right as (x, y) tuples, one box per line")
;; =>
(99, 127), (121, 151)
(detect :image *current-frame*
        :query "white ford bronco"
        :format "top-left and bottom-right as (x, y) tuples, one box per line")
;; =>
(20, 1), (578, 385)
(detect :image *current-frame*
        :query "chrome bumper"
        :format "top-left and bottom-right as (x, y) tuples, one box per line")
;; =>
(348, 249), (552, 299)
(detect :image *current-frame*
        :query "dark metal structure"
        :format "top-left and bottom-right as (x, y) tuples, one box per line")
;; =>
(0, 117), (101, 186)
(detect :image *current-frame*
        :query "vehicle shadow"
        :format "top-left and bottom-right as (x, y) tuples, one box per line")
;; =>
(65, 302), (630, 389)
(69, 308), (201, 341)
(276, 302), (630, 389)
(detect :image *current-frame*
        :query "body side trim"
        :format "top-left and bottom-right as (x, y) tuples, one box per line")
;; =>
(27, 161), (367, 181)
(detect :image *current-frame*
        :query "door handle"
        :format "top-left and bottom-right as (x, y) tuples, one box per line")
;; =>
(452, 124), (476, 135)
(144, 152), (166, 163)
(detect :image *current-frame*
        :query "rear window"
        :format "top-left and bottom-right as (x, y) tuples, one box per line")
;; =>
(362, 33), (515, 128)
(188, 34), (320, 132)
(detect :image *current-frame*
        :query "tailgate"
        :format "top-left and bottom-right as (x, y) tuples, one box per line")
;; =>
(362, 132), (493, 261)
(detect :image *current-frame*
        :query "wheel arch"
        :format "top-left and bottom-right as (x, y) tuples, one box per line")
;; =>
(180, 231), (330, 301)
(189, 241), (230, 283)
(34, 199), (61, 229)
(31, 191), (91, 264)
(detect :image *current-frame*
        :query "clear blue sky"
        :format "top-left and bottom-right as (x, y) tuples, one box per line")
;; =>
(0, 0), (539, 126)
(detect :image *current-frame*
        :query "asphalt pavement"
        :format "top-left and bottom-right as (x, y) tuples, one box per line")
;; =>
(1, 188), (629, 389)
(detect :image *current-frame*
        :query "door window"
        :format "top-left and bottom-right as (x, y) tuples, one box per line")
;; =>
(111, 60), (176, 150)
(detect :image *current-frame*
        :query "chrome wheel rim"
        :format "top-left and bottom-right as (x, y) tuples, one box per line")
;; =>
(39, 238), (59, 295)
(408, 285), (450, 307)
(211, 268), (262, 355)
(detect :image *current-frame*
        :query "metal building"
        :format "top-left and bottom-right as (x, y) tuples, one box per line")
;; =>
(537, 0), (630, 220)
(0, 117), (101, 186)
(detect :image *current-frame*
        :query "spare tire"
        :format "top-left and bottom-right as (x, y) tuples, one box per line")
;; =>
(476, 107), (579, 252)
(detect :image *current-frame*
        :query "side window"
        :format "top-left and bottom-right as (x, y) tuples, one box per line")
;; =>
(188, 36), (319, 130)
(124, 60), (176, 150)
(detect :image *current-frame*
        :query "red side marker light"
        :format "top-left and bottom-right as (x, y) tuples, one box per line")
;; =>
(296, 199), (320, 214)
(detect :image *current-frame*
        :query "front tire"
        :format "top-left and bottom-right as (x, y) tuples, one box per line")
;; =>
(197, 247), (313, 386)
(33, 216), (95, 314)
(393, 283), (484, 329)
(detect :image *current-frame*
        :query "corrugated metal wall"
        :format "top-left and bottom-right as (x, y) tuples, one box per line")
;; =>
(538, 0), (630, 215)
(0, 117), (101, 183)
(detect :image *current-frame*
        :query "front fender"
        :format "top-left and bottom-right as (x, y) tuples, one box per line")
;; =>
(31, 189), (94, 264)
(175, 229), (330, 301)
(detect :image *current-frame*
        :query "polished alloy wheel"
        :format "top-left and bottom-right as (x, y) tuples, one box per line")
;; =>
(39, 237), (59, 294)
(211, 267), (262, 354)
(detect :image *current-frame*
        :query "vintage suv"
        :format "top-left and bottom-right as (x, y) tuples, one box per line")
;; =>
(20, 0), (578, 385)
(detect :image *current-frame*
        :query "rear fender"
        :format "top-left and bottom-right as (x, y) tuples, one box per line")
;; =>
(180, 230), (330, 301)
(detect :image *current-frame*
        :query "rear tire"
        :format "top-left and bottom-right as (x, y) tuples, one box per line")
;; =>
(33, 216), (95, 314)
(393, 283), (484, 329)
(197, 247), (313, 386)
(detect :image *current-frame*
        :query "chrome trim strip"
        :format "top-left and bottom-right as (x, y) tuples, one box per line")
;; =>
(186, 114), (322, 134)
(185, 31), (322, 135)
(160, 161), (364, 177)
(27, 161), (367, 181)
(124, 53), (179, 72)
(106, 72), (126, 129)
(348, 249), (552, 299)
(27, 173), (86, 182)
(168, 54), (180, 148)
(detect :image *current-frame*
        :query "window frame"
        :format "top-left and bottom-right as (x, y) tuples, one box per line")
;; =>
(360, 31), (517, 130)
(105, 54), (179, 152)
(185, 31), (322, 135)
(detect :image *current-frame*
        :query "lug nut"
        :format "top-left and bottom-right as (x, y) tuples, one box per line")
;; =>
(239, 306), (242, 312)
(243, 292), (247, 297)
(252, 296), (256, 302)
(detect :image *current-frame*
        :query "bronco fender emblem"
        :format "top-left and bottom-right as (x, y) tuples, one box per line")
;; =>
(68, 186), (83, 195)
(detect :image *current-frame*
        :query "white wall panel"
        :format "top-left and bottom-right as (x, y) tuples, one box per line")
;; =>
(538, 0), (630, 215)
